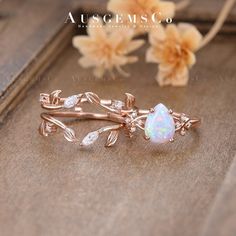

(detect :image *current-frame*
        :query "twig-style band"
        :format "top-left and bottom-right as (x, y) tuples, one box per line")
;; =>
(39, 90), (200, 147)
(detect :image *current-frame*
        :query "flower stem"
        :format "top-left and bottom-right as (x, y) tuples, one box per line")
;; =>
(199, 0), (235, 50)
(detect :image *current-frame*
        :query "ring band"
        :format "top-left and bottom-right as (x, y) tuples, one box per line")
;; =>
(39, 90), (201, 147)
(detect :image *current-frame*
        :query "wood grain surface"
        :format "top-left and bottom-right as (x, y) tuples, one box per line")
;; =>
(1, 1), (236, 235)
(0, 32), (236, 235)
(0, 0), (78, 119)
(1, 0), (236, 121)
(203, 155), (236, 236)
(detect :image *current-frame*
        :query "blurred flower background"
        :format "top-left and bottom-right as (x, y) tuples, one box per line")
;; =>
(73, 0), (234, 86)
(73, 18), (145, 78)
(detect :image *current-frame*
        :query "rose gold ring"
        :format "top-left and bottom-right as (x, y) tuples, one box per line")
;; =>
(39, 90), (201, 147)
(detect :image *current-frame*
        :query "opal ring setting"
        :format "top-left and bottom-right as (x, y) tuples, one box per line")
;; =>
(39, 90), (201, 147)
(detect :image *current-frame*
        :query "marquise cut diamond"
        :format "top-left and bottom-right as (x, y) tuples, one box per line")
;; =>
(81, 131), (99, 146)
(64, 95), (78, 108)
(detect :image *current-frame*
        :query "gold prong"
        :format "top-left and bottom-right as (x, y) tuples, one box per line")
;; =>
(149, 108), (155, 113)
(144, 135), (150, 141)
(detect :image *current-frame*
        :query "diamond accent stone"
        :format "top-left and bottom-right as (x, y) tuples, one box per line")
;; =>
(130, 126), (136, 133)
(125, 117), (131, 124)
(64, 95), (78, 108)
(111, 100), (124, 110)
(81, 131), (99, 146)
(131, 110), (138, 118)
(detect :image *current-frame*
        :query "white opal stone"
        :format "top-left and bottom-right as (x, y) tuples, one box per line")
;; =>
(145, 103), (175, 144)
(64, 95), (78, 108)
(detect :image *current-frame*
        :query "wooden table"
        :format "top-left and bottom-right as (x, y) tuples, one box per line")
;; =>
(0, 1), (236, 236)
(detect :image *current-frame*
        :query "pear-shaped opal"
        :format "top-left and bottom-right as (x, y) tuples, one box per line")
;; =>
(145, 103), (175, 144)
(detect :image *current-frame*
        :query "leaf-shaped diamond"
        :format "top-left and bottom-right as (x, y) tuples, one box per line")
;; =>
(64, 95), (78, 108)
(81, 131), (99, 146)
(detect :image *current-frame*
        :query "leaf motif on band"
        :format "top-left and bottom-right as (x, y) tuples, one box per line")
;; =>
(39, 93), (50, 104)
(63, 128), (77, 142)
(39, 121), (57, 136)
(50, 90), (62, 104)
(105, 130), (119, 147)
(85, 92), (100, 104)
(39, 121), (49, 137)
(125, 93), (135, 109)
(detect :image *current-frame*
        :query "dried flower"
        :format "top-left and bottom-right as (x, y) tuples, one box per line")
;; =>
(146, 23), (202, 86)
(72, 18), (145, 78)
(107, 0), (175, 34)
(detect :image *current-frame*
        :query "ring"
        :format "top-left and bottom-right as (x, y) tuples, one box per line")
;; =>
(39, 90), (201, 147)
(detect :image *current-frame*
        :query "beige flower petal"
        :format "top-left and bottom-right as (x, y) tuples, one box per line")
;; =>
(178, 23), (194, 33)
(111, 55), (128, 66)
(158, 1), (175, 19)
(146, 22), (197, 86)
(157, 64), (174, 86)
(146, 48), (161, 63)
(87, 18), (106, 40)
(72, 36), (95, 55)
(126, 39), (145, 53)
(186, 50), (196, 66)
(108, 29), (143, 58)
(73, 14), (145, 79)
(106, 29), (129, 51)
(178, 23), (202, 51)
(112, 55), (138, 66)
(113, 26), (133, 35)
(93, 66), (105, 78)
(158, 64), (189, 87)
(149, 24), (166, 45)
(109, 30), (132, 50)
(108, 35), (124, 51)
(166, 24), (181, 42)
(79, 56), (97, 68)
(72, 36), (91, 48)
(107, 0), (127, 13)
(126, 56), (138, 63)
(171, 66), (189, 86)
